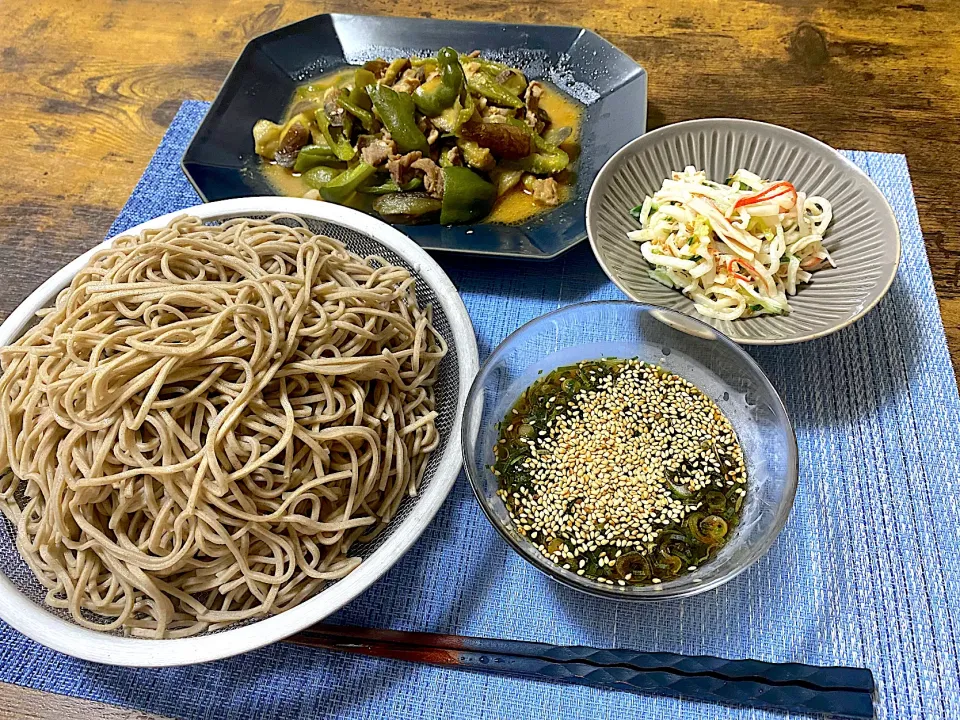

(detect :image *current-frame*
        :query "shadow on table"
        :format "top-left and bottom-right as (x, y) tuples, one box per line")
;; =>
(437, 240), (610, 305)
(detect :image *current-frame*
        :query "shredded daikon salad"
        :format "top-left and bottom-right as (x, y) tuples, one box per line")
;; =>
(628, 166), (834, 320)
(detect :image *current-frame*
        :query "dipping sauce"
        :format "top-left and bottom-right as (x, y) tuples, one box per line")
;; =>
(492, 359), (746, 586)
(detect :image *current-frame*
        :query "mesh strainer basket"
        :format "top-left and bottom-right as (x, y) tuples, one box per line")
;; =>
(0, 197), (478, 666)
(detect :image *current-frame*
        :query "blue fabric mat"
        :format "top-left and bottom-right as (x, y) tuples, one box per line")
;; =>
(2, 101), (957, 720)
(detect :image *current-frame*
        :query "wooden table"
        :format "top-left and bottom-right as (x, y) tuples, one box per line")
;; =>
(0, 0), (957, 717)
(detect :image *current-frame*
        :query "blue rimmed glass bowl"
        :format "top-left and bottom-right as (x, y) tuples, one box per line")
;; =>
(461, 300), (798, 600)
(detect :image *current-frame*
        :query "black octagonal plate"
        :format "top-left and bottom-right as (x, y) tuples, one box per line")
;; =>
(181, 13), (647, 259)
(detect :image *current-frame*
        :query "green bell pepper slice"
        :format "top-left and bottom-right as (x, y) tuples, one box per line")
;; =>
(337, 94), (376, 132)
(410, 55), (438, 68)
(466, 72), (524, 108)
(358, 177), (424, 195)
(294, 84), (327, 102)
(461, 54), (527, 95)
(350, 69), (377, 109)
(498, 69), (528, 96)
(302, 165), (343, 190)
(413, 47), (464, 117)
(490, 167), (524, 196)
(457, 139), (495, 171)
(319, 162), (377, 203)
(314, 109), (356, 161)
(367, 83), (429, 154)
(293, 144), (338, 172)
(520, 135), (570, 175)
(373, 192), (443, 223)
(440, 166), (496, 225)
(520, 147), (569, 175)
(432, 93), (475, 134)
(459, 55), (509, 73)
(382, 58), (409, 85)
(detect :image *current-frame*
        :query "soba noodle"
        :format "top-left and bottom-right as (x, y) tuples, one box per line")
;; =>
(0, 215), (447, 638)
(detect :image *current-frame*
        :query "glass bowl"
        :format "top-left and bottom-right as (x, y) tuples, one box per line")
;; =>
(461, 300), (798, 600)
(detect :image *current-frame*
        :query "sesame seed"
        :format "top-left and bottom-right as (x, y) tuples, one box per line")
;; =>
(490, 358), (746, 589)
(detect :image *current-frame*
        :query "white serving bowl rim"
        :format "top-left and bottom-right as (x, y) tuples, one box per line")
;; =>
(0, 197), (478, 667)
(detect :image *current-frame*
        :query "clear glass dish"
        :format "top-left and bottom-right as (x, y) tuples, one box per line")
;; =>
(461, 301), (798, 600)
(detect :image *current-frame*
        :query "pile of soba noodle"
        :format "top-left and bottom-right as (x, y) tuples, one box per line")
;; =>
(0, 215), (446, 638)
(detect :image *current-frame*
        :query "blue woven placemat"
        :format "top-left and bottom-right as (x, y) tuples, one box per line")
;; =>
(2, 101), (958, 720)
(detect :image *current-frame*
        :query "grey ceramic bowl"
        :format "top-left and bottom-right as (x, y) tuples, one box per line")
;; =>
(586, 118), (901, 345)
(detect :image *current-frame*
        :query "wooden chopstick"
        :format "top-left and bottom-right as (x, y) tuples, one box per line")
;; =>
(288, 625), (875, 719)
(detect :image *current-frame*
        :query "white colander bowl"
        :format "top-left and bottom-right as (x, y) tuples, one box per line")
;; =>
(0, 198), (478, 666)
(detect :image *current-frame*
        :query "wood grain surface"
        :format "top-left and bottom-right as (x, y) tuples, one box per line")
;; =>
(0, 0), (957, 718)
(0, 683), (163, 720)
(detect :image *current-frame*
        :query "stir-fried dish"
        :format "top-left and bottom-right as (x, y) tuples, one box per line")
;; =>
(629, 167), (835, 320)
(253, 49), (581, 225)
(493, 359), (746, 586)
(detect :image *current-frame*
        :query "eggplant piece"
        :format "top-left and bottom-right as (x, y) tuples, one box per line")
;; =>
(274, 117), (311, 168)
(458, 120), (532, 160)
(253, 119), (283, 159)
(363, 58), (389, 78)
